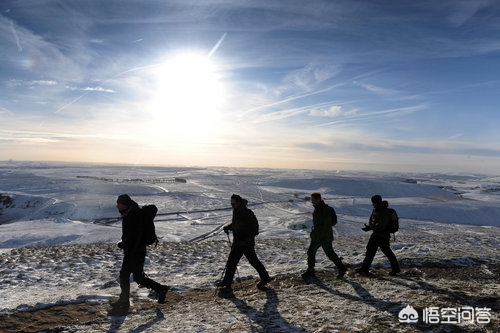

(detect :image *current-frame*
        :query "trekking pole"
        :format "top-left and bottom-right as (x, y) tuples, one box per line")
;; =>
(216, 263), (228, 285)
(213, 231), (232, 297)
(213, 263), (228, 297)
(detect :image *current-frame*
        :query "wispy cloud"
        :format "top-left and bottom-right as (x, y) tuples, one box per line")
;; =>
(239, 87), (335, 118)
(0, 1), (499, 173)
(318, 104), (427, 127)
(9, 20), (22, 52)
(82, 86), (115, 93)
(308, 105), (343, 117)
(0, 107), (14, 116)
(441, 0), (498, 27)
(283, 63), (339, 92)
(356, 82), (400, 96)
(7, 79), (57, 87)
(0, 128), (128, 144)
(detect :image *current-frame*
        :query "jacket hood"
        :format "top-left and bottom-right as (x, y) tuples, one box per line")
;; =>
(119, 201), (139, 216)
(233, 198), (248, 213)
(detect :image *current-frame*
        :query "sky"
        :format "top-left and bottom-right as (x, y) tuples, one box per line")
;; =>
(1, 0), (499, 174)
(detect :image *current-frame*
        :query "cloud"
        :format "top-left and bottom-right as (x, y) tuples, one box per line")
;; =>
(0, 128), (128, 145)
(9, 20), (22, 52)
(0, 107), (14, 116)
(356, 82), (399, 96)
(319, 104), (427, 127)
(442, 0), (498, 27)
(239, 87), (334, 118)
(283, 63), (339, 92)
(0, 1), (498, 174)
(82, 87), (115, 93)
(7, 79), (57, 87)
(0, 15), (83, 81)
(31, 80), (57, 86)
(294, 132), (500, 160)
(308, 105), (343, 117)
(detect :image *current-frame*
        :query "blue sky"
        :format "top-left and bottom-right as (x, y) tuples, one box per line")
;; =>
(1, 0), (499, 174)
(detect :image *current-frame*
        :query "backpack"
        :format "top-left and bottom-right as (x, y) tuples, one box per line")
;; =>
(386, 208), (399, 233)
(327, 205), (338, 227)
(140, 204), (159, 247)
(247, 208), (259, 237)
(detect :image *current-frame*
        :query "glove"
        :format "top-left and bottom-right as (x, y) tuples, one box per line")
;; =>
(223, 226), (230, 234)
(117, 241), (125, 249)
(361, 224), (371, 232)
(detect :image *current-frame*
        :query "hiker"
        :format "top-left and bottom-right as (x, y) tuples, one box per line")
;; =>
(356, 195), (401, 276)
(113, 194), (169, 308)
(217, 194), (272, 290)
(302, 192), (347, 279)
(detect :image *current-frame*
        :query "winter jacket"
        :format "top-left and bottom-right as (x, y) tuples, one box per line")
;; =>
(120, 201), (146, 253)
(226, 199), (259, 246)
(310, 200), (334, 241)
(367, 201), (390, 233)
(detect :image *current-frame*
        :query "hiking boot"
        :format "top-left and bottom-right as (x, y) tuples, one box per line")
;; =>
(157, 286), (170, 304)
(216, 281), (232, 288)
(301, 269), (315, 279)
(257, 277), (274, 290)
(111, 297), (130, 309)
(389, 269), (401, 276)
(355, 268), (370, 276)
(337, 265), (347, 279)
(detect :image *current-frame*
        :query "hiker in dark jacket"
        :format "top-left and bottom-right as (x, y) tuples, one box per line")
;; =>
(113, 194), (169, 309)
(217, 194), (272, 290)
(356, 195), (400, 276)
(302, 192), (347, 279)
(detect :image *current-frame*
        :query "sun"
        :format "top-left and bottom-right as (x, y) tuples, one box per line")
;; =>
(146, 52), (226, 141)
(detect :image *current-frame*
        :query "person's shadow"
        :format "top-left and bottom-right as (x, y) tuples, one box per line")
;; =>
(220, 287), (306, 332)
(107, 304), (165, 333)
(311, 277), (403, 316)
(106, 299), (130, 333)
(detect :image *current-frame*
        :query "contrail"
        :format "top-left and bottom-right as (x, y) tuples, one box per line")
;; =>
(208, 33), (227, 58)
(239, 86), (335, 118)
(10, 21), (22, 52)
(317, 104), (427, 127)
(54, 93), (89, 114)
(55, 33), (228, 114)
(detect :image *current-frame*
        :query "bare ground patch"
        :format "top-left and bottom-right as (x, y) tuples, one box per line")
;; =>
(1, 263), (498, 333)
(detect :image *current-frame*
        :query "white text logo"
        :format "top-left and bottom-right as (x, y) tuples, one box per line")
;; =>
(398, 305), (491, 324)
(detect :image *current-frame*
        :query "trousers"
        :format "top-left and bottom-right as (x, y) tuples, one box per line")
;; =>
(361, 232), (400, 271)
(119, 250), (163, 297)
(307, 239), (345, 271)
(222, 244), (270, 284)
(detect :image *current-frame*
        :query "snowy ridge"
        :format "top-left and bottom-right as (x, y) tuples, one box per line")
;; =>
(0, 228), (498, 332)
(0, 163), (499, 332)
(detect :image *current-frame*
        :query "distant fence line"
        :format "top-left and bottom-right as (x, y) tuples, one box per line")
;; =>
(86, 199), (296, 224)
(75, 175), (187, 183)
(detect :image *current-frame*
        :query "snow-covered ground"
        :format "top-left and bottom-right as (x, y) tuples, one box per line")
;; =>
(0, 162), (499, 332)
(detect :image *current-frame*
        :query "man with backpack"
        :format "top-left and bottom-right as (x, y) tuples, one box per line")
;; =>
(217, 194), (272, 290)
(356, 194), (401, 276)
(301, 192), (347, 280)
(113, 194), (169, 309)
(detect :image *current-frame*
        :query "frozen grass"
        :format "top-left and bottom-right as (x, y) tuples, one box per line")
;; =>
(0, 163), (499, 332)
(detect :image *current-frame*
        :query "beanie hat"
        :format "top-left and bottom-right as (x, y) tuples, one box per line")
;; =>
(117, 194), (133, 207)
(371, 194), (382, 204)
